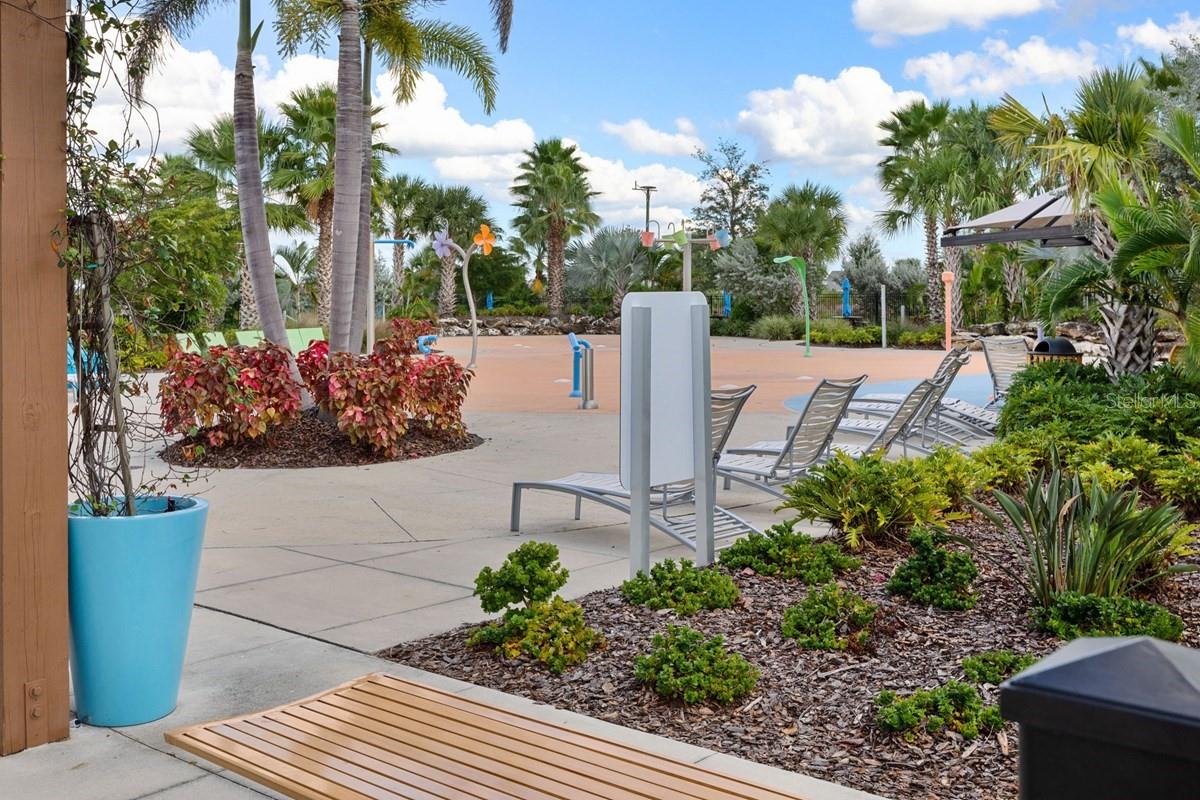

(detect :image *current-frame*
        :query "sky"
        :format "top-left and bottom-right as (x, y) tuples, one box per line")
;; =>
(112, 0), (1200, 261)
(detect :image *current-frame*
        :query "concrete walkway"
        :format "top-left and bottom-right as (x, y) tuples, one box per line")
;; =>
(3, 337), (969, 797)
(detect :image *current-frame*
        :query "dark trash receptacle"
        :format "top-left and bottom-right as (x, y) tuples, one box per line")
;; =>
(1028, 335), (1082, 364)
(1000, 637), (1200, 800)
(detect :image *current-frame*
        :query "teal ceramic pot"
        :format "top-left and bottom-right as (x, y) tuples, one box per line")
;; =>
(68, 496), (207, 726)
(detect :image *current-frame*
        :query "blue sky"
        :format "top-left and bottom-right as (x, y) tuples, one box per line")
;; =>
(124, 1), (1200, 260)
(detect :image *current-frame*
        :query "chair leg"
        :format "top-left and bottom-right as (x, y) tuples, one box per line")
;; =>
(510, 485), (523, 532)
(723, 475), (731, 490)
(574, 496), (582, 520)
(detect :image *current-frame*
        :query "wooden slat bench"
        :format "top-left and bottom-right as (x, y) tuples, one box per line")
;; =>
(166, 673), (813, 800)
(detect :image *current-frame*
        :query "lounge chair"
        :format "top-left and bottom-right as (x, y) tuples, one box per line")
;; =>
(981, 335), (1029, 406)
(837, 372), (974, 452)
(286, 329), (305, 351)
(716, 376), (866, 499)
(203, 331), (228, 348)
(235, 330), (265, 346)
(174, 333), (200, 354)
(511, 386), (760, 553)
(847, 348), (999, 434)
(298, 327), (325, 348)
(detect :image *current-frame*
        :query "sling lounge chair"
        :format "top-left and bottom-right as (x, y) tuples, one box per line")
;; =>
(981, 335), (1029, 406)
(836, 372), (973, 452)
(511, 385), (760, 553)
(848, 348), (998, 435)
(716, 376), (866, 499)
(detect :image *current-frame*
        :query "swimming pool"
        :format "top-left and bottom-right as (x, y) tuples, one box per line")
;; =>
(784, 373), (995, 413)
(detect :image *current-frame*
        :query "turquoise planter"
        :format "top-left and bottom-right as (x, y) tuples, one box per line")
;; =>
(68, 496), (207, 726)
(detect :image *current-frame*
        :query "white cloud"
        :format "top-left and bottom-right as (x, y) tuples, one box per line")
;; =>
(599, 117), (703, 156)
(737, 67), (926, 172)
(853, 0), (1054, 44)
(904, 36), (1098, 96)
(1117, 12), (1200, 52)
(372, 72), (534, 157)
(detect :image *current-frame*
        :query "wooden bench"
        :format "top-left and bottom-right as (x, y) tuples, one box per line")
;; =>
(166, 673), (812, 800)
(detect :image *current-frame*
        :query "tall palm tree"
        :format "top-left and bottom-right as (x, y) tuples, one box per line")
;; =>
(421, 185), (491, 316)
(271, 85), (394, 326)
(132, 0), (295, 355)
(274, 0), (512, 350)
(992, 65), (1160, 377)
(877, 99), (956, 322)
(163, 115), (308, 329)
(566, 227), (650, 316)
(1042, 110), (1200, 370)
(380, 174), (430, 307)
(511, 139), (599, 316)
(756, 182), (848, 316)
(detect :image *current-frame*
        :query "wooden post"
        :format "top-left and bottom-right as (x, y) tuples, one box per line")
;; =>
(0, 0), (70, 755)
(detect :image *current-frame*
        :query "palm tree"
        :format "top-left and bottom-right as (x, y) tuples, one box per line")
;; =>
(566, 227), (649, 316)
(421, 185), (491, 316)
(274, 0), (512, 350)
(162, 115), (308, 329)
(274, 241), (319, 317)
(272, 85), (393, 326)
(1042, 110), (1200, 370)
(992, 65), (1160, 376)
(132, 0), (295, 354)
(511, 139), (600, 316)
(877, 99), (955, 322)
(756, 182), (848, 316)
(380, 174), (430, 308)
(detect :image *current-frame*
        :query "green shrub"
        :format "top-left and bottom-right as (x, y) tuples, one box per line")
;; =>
(1068, 433), (1162, 490)
(473, 541), (569, 614)
(1154, 437), (1200, 517)
(961, 650), (1036, 684)
(970, 437), (1043, 493)
(974, 468), (1196, 607)
(718, 524), (861, 583)
(634, 625), (758, 705)
(749, 315), (797, 341)
(781, 583), (878, 650)
(886, 529), (978, 610)
(875, 681), (1004, 740)
(781, 451), (950, 549)
(468, 596), (604, 674)
(710, 317), (751, 337)
(918, 447), (992, 509)
(1034, 592), (1184, 641)
(896, 326), (945, 348)
(621, 559), (739, 616)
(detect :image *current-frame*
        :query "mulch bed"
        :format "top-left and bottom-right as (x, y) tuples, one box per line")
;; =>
(380, 514), (1200, 800)
(160, 410), (483, 468)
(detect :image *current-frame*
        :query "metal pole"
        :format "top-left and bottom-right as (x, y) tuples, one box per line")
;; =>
(682, 239), (692, 293)
(900, 304), (907, 327)
(690, 304), (714, 566)
(580, 347), (598, 410)
(880, 283), (887, 349)
(629, 306), (652, 578)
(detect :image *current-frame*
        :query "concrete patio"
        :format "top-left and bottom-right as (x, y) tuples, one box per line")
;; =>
(1, 336), (979, 798)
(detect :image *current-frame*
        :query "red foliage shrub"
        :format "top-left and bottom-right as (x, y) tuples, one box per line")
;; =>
(296, 319), (471, 457)
(161, 342), (302, 454)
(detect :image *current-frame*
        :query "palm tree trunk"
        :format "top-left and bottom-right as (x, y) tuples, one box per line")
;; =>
(547, 220), (565, 316)
(233, 0), (288, 348)
(1002, 246), (1025, 318)
(349, 43), (374, 353)
(437, 253), (457, 317)
(924, 214), (942, 323)
(942, 218), (963, 330)
(317, 193), (333, 326)
(238, 251), (259, 329)
(327, 0), (364, 352)
(1091, 212), (1156, 377)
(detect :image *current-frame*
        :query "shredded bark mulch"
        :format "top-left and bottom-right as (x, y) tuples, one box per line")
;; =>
(380, 516), (1200, 800)
(160, 411), (483, 469)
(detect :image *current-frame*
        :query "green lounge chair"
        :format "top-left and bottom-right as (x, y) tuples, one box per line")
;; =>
(235, 330), (265, 346)
(286, 329), (304, 351)
(297, 327), (325, 349)
(202, 332), (227, 348)
(174, 333), (200, 353)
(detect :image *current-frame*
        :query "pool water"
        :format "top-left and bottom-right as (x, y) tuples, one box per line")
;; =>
(784, 373), (995, 413)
